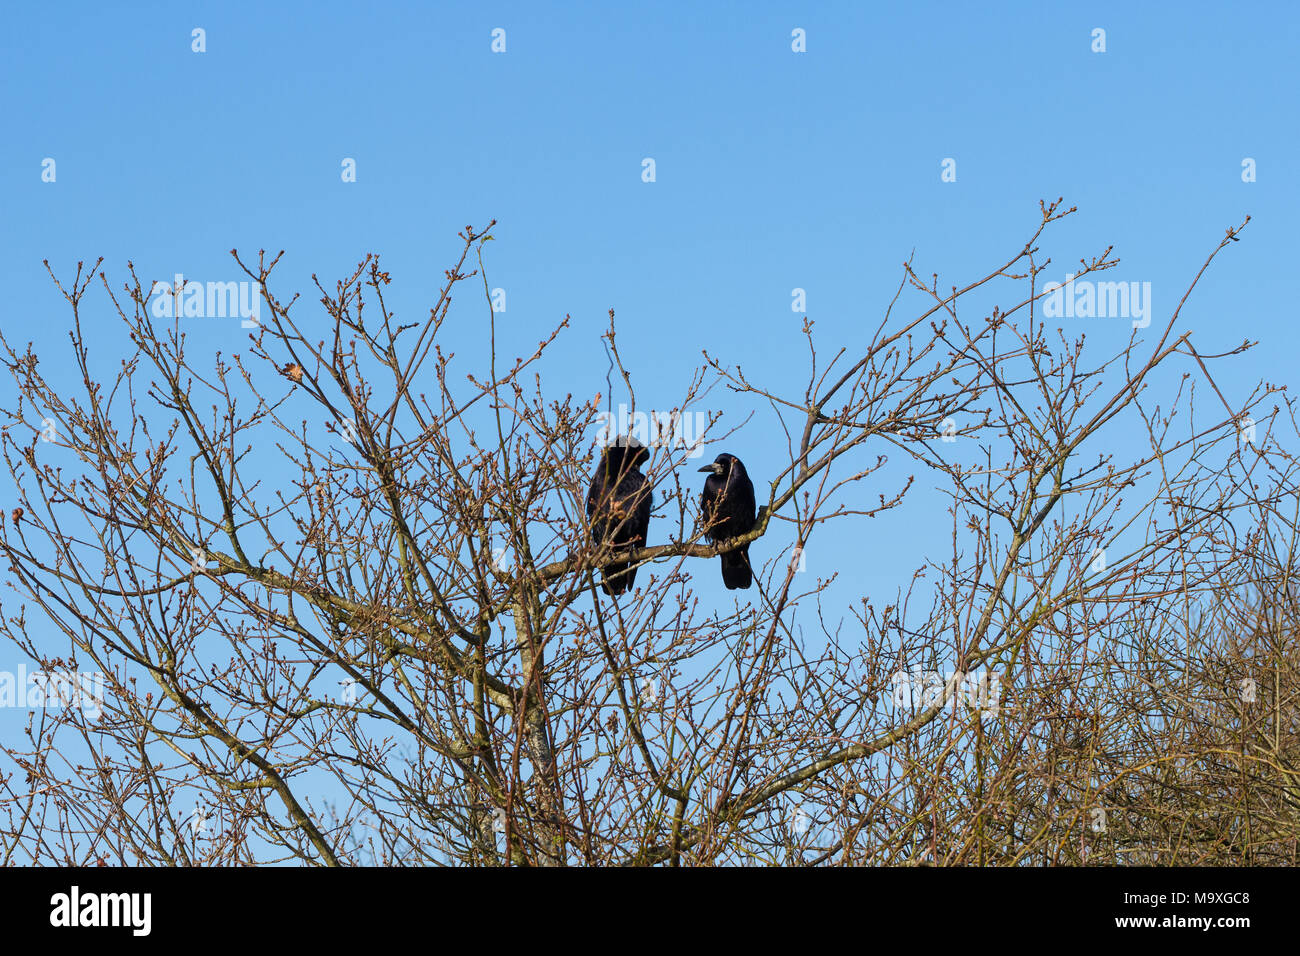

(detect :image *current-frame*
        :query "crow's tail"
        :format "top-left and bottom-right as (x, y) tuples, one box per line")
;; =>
(720, 546), (752, 590)
(601, 561), (637, 596)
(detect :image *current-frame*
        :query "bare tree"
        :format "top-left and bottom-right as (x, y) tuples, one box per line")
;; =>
(2, 203), (1285, 866)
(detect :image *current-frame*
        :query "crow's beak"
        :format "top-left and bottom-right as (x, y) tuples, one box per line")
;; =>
(698, 465), (714, 473)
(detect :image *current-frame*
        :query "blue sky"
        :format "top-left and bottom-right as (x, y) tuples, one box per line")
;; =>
(0, 1), (1295, 858)
(3, 1), (1290, 401)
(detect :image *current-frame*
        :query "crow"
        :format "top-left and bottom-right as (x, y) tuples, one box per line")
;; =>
(586, 436), (652, 596)
(698, 452), (756, 590)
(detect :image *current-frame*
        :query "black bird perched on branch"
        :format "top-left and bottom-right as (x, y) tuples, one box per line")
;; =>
(586, 436), (652, 596)
(699, 452), (756, 590)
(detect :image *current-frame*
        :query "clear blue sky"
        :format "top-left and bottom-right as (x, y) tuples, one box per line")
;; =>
(0, 1), (1295, 857)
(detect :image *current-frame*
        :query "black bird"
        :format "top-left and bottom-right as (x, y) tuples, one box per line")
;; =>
(586, 436), (652, 596)
(698, 452), (756, 590)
